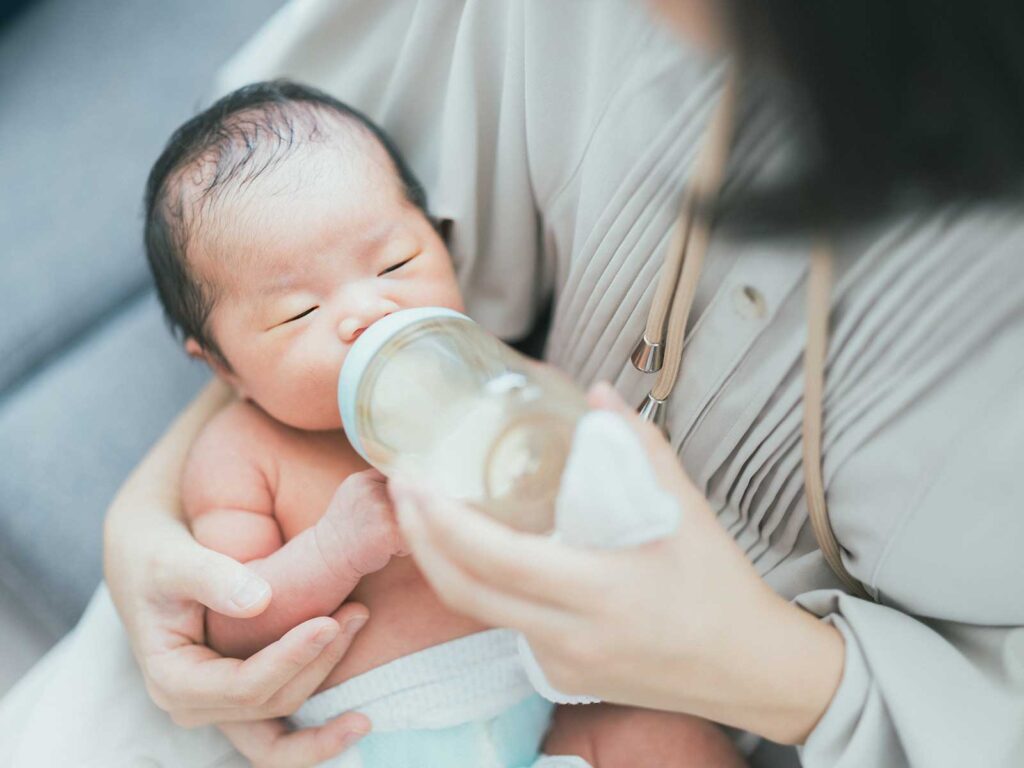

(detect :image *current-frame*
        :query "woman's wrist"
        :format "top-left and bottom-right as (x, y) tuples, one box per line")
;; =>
(656, 581), (844, 746)
(730, 590), (845, 745)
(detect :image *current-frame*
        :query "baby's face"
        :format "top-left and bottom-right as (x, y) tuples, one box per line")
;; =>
(191, 142), (463, 430)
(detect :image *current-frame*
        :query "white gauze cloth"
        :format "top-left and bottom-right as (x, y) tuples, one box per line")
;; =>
(518, 410), (682, 704)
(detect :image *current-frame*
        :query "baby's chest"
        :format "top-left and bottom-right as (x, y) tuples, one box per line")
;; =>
(270, 434), (369, 540)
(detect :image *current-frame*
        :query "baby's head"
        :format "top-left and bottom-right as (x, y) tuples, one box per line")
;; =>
(145, 81), (463, 430)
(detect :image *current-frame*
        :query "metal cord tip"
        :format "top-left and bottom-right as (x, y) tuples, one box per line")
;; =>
(637, 392), (670, 440)
(630, 335), (664, 373)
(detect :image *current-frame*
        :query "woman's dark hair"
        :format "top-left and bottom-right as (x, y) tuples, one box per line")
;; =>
(720, 0), (1024, 231)
(144, 80), (428, 366)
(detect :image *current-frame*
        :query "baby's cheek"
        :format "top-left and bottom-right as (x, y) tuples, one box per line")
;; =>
(424, 276), (465, 312)
(247, 374), (336, 430)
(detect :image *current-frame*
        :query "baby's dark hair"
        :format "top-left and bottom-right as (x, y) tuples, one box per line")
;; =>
(143, 79), (428, 367)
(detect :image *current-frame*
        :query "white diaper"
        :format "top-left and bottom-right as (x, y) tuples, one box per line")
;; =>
(292, 629), (533, 732)
(291, 629), (593, 768)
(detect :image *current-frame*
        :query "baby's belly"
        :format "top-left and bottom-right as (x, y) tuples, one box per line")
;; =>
(318, 556), (487, 692)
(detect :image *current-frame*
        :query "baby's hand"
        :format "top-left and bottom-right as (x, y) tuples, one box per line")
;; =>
(315, 469), (409, 581)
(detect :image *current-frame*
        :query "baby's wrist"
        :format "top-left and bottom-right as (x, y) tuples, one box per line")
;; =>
(311, 515), (355, 581)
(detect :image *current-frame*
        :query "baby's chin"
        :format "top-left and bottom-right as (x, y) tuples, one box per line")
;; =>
(252, 398), (345, 433)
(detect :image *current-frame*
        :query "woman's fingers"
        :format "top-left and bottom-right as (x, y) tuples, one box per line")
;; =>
(586, 380), (634, 415)
(393, 483), (576, 634)
(390, 478), (599, 609)
(154, 537), (272, 618)
(258, 603), (370, 717)
(147, 615), (349, 711)
(587, 382), (707, 506)
(218, 711), (370, 768)
(166, 605), (370, 726)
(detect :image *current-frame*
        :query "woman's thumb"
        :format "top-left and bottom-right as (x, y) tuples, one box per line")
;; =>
(586, 381), (633, 414)
(586, 382), (667, 451)
(585, 381), (700, 500)
(171, 544), (272, 617)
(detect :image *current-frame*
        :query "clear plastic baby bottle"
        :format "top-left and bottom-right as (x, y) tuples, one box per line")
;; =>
(338, 307), (587, 533)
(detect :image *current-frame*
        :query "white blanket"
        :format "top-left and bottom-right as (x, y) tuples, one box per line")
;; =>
(0, 586), (245, 767)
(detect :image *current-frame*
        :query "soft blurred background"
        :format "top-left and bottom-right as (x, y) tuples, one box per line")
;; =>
(0, 0), (284, 696)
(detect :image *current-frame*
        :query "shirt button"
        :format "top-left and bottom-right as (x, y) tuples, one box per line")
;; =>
(732, 284), (767, 320)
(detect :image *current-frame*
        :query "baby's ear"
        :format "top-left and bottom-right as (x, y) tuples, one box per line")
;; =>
(185, 338), (245, 396)
(184, 337), (206, 361)
(184, 337), (224, 375)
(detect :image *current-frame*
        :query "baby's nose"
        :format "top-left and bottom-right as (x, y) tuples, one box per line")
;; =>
(337, 317), (367, 342)
(337, 302), (398, 343)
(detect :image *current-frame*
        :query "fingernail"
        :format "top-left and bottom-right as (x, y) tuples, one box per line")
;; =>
(313, 625), (339, 647)
(589, 381), (622, 407)
(230, 576), (270, 610)
(349, 721), (371, 736)
(344, 615), (368, 635)
(338, 729), (366, 750)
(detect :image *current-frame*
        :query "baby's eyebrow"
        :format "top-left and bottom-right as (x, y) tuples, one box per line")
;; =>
(255, 221), (401, 300)
(260, 274), (303, 298)
(356, 221), (399, 258)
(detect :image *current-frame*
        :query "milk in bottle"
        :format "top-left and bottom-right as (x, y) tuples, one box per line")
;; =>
(338, 307), (587, 533)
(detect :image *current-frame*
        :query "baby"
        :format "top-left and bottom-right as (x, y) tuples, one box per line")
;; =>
(144, 80), (745, 768)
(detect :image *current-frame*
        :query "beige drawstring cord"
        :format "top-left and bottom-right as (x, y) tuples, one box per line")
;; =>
(802, 243), (871, 598)
(632, 70), (870, 597)
(633, 70), (738, 429)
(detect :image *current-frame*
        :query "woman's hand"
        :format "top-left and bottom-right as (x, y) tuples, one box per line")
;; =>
(107, 496), (373, 768)
(104, 381), (371, 766)
(390, 382), (846, 745)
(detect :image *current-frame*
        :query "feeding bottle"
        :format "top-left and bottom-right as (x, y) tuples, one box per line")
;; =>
(338, 307), (587, 533)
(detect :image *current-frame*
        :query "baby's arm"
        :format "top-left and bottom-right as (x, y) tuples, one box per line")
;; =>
(182, 405), (403, 659)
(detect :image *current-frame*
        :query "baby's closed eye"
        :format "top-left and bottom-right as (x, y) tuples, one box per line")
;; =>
(377, 255), (417, 276)
(280, 306), (319, 325)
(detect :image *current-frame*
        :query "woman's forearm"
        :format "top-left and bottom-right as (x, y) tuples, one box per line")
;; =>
(104, 379), (234, 613)
(686, 591), (846, 745)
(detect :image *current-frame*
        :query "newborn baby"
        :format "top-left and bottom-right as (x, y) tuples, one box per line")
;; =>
(144, 80), (745, 768)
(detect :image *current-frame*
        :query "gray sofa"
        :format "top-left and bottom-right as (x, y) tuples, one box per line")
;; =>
(0, 0), (283, 640)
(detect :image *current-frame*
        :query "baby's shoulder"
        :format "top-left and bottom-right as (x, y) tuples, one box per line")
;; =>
(192, 400), (293, 459)
(182, 401), (289, 512)
(196, 397), (280, 444)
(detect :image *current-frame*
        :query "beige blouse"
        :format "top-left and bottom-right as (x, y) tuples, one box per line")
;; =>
(215, 3), (1024, 765)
